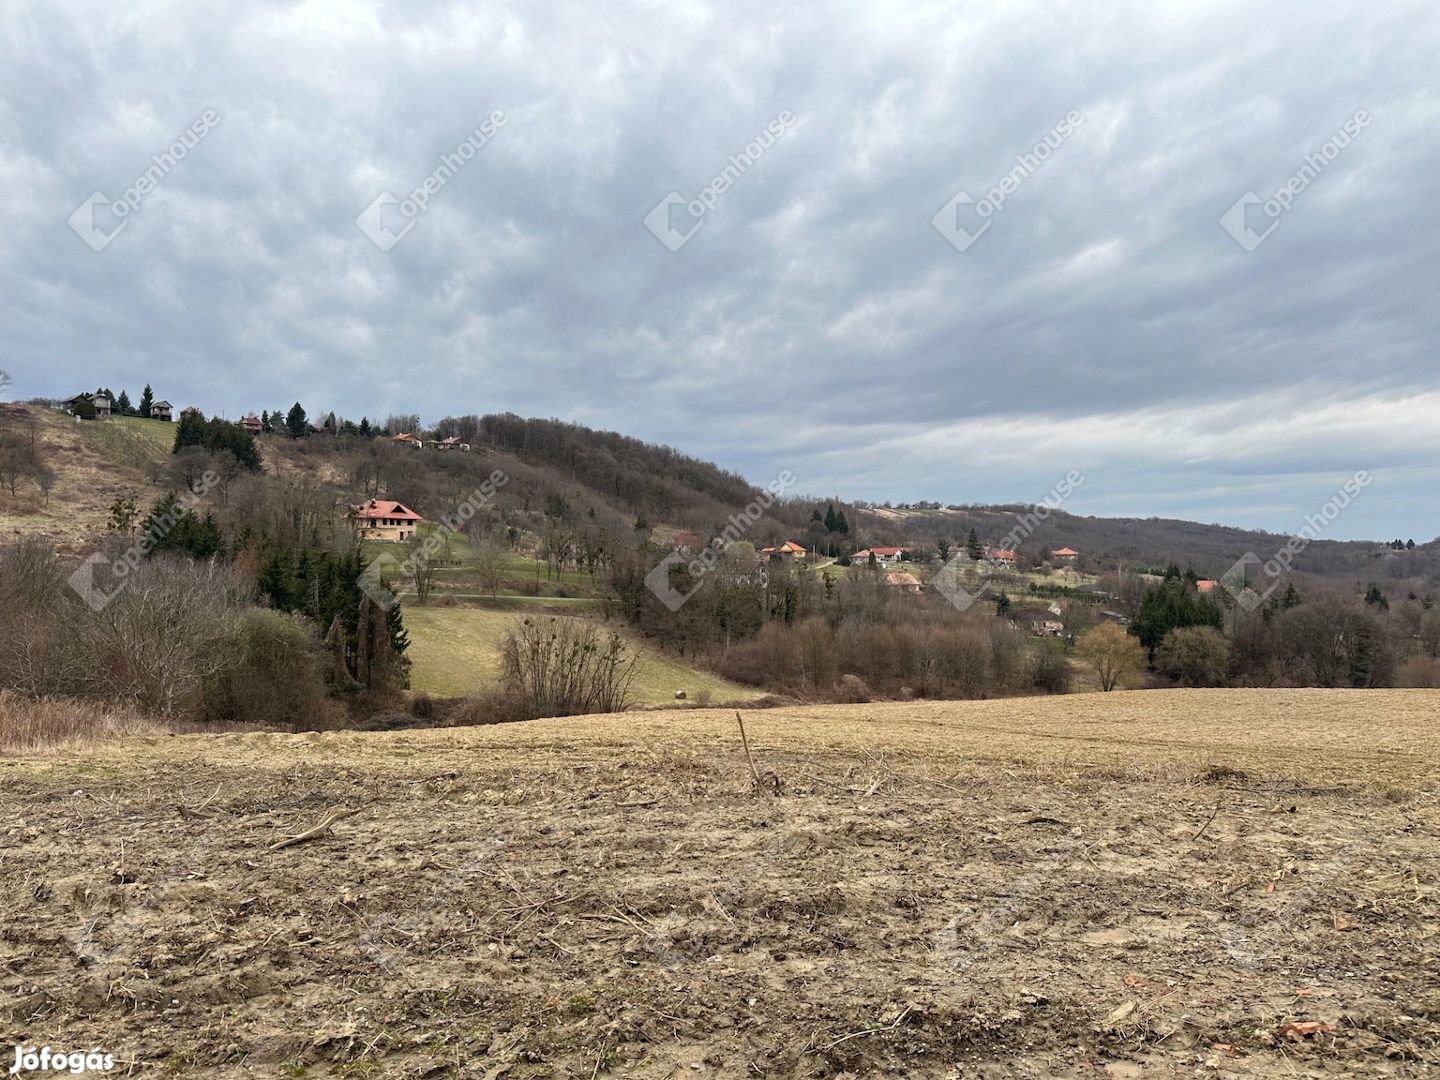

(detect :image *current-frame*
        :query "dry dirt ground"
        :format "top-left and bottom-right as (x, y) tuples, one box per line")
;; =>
(2, 689), (1437, 1078)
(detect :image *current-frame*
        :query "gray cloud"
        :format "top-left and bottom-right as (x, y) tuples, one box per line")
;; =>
(2, 0), (1437, 539)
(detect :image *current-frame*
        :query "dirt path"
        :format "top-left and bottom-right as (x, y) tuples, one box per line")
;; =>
(2, 690), (1436, 1077)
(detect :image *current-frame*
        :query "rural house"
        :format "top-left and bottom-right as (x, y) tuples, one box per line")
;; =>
(761, 540), (808, 561)
(63, 392), (111, 418)
(391, 432), (424, 449)
(1051, 547), (1078, 563)
(884, 571), (923, 593)
(853, 546), (904, 565)
(671, 531), (701, 555)
(988, 548), (1017, 566)
(435, 436), (471, 451)
(240, 415), (262, 434)
(150, 400), (174, 422)
(350, 499), (424, 542)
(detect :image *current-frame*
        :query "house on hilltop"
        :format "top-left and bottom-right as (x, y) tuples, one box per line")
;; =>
(63, 392), (111, 419)
(436, 436), (471, 452)
(391, 432), (424, 449)
(149, 400), (173, 422)
(1051, 547), (1078, 563)
(350, 499), (424, 542)
(240, 415), (262, 435)
(988, 548), (1017, 566)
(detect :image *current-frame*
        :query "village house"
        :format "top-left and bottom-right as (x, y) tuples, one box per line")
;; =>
(149, 400), (173, 422)
(391, 432), (424, 449)
(852, 546), (904, 565)
(240, 415), (262, 435)
(1051, 547), (1078, 563)
(1196, 579), (1219, 594)
(760, 540), (808, 561)
(988, 548), (1017, 566)
(63, 392), (111, 419)
(671, 531), (702, 555)
(884, 571), (923, 594)
(435, 436), (471, 452)
(350, 499), (424, 542)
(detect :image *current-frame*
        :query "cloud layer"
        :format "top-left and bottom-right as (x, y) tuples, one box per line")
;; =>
(3, 0), (1437, 539)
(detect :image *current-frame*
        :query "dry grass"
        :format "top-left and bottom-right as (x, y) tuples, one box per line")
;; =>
(0, 691), (164, 754)
(3, 689), (1436, 1077)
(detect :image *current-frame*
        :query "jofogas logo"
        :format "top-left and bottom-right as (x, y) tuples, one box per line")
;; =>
(9, 1047), (114, 1076)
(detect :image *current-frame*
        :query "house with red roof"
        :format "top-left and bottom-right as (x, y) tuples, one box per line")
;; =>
(1196, 579), (1219, 594)
(1051, 547), (1078, 563)
(350, 499), (424, 542)
(240, 415), (262, 435)
(391, 432), (424, 449)
(988, 548), (1017, 566)
(760, 540), (808, 561)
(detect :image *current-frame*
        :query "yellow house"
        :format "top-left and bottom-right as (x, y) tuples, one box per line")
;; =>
(351, 499), (424, 542)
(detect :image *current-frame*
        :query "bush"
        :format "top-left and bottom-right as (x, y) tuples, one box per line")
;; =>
(1395, 655), (1440, 688)
(201, 609), (330, 727)
(410, 691), (436, 720)
(1031, 647), (1073, 694)
(452, 687), (544, 726)
(499, 617), (640, 717)
(833, 673), (872, 703)
(1156, 626), (1231, 687)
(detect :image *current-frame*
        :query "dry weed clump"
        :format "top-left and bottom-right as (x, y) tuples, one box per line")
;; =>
(0, 691), (163, 753)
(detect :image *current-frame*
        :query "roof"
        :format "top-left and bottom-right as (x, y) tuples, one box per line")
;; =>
(871, 546), (903, 556)
(762, 541), (807, 555)
(151, 400), (173, 408)
(1052, 547), (1078, 556)
(990, 549), (1016, 560)
(672, 531), (701, 547)
(1196, 579), (1218, 593)
(884, 571), (922, 588)
(351, 499), (424, 522)
(241, 415), (261, 423)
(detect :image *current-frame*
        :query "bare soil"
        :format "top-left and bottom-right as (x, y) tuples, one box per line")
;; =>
(2, 689), (1437, 1077)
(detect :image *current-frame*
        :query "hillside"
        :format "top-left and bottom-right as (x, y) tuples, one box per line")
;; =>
(6, 401), (1436, 595)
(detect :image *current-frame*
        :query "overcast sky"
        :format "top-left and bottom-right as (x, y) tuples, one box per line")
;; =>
(3, 1), (1436, 540)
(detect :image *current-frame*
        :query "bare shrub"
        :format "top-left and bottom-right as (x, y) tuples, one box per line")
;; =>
(1395, 655), (1440, 688)
(452, 687), (543, 726)
(1031, 646), (1073, 694)
(410, 691), (436, 720)
(834, 673), (872, 703)
(499, 617), (640, 717)
(0, 692), (162, 753)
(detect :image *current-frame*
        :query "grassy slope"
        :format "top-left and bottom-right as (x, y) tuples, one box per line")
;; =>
(402, 605), (752, 705)
(0, 408), (172, 552)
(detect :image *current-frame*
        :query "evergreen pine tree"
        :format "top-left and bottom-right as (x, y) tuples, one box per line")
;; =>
(285, 402), (308, 438)
(138, 384), (154, 417)
(116, 389), (132, 416)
